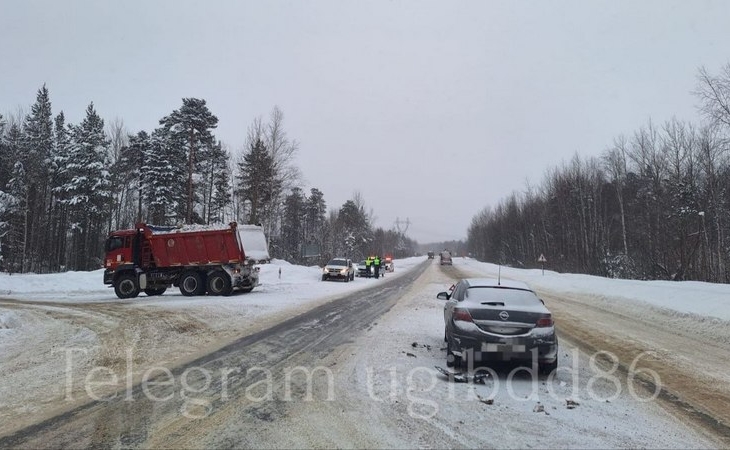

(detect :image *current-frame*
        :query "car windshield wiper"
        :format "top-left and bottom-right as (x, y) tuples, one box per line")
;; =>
(480, 301), (505, 306)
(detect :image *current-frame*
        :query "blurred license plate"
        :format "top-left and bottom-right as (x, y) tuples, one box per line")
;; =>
(482, 344), (525, 352)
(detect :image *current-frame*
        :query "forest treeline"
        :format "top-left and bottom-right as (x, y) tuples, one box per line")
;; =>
(468, 64), (730, 282)
(0, 91), (416, 273)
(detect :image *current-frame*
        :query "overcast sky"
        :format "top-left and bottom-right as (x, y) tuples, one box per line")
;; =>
(2, 1), (730, 243)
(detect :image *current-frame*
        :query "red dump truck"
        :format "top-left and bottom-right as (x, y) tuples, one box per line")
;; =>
(103, 222), (260, 298)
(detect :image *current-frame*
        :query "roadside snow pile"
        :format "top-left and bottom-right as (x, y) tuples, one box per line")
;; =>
(259, 258), (323, 285)
(0, 311), (21, 329)
(459, 258), (730, 322)
(0, 270), (106, 295)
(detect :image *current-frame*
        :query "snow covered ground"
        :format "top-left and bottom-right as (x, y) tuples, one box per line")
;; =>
(1, 256), (727, 447)
(3, 255), (727, 334)
(455, 259), (730, 321)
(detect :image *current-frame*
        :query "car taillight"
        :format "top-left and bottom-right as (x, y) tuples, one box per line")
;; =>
(453, 308), (473, 323)
(536, 316), (554, 327)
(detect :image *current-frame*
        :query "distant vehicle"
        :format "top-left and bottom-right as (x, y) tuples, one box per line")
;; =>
(356, 260), (371, 277)
(427, 251), (435, 259)
(322, 258), (355, 282)
(438, 278), (558, 373)
(384, 255), (394, 272)
(440, 250), (452, 265)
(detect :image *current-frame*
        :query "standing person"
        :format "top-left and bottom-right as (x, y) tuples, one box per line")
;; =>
(365, 256), (372, 278)
(373, 255), (381, 279)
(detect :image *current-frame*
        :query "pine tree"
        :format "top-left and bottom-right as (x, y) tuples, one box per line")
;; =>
(2, 124), (26, 271)
(142, 128), (184, 225)
(199, 140), (231, 224)
(0, 114), (9, 187)
(120, 130), (149, 224)
(60, 103), (112, 269)
(236, 138), (277, 225)
(0, 114), (10, 267)
(159, 98), (218, 224)
(6, 162), (28, 272)
(209, 145), (232, 224)
(49, 112), (72, 270)
(336, 199), (372, 260)
(281, 188), (306, 261)
(21, 85), (54, 271)
(303, 187), (327, 260)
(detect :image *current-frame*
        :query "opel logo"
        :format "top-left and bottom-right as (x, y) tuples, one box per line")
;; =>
(499, 311), (509, 321)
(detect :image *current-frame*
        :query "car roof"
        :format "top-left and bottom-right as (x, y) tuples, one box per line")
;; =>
(462, 278), (533, 292)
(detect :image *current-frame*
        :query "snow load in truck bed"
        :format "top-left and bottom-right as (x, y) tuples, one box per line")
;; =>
(148, 223), (231, 234)
(146, 223), (270, 263)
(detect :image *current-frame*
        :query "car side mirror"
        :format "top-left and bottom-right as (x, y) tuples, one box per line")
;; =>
(437, 291), (450, 300)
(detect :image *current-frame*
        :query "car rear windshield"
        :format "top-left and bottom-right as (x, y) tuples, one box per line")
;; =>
(465, 287), (540, 306)
(328, 259), (347, 266)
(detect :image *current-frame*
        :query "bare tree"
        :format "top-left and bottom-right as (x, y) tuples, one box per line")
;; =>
(266, 106), (302, 239)
(696, 124), (728, 280)
(603, 135), (630, 255)
(695, 64), (730, 128)
(351, 190), (375, 226)
(106, 117), (130, 231)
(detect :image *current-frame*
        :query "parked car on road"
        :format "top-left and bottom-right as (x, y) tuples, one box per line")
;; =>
(384, 256), (394, 272)
(322, 258), (355, 282)
(438, 278), (558, 373)
(356, 260), (371, 277)
(427, 251), (435, 259)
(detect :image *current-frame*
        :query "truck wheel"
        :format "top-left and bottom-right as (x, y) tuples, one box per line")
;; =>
(115, 274), (140, 299)
(144, 287), (167, 296)
(179, 271), (204, 296)
(207, 271), (233, 296)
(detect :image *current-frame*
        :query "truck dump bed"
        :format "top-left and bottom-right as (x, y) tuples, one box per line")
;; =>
(143, 223), (246, 267)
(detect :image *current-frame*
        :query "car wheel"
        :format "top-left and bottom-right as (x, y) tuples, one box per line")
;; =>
(322, 275), (327, 281)
(179, 271), (204, 296)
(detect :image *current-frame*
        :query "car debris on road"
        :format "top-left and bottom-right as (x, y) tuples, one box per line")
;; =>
(434, 366), (489, 384)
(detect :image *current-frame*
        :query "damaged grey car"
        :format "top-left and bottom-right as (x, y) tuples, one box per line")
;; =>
(438, 278), (558, 374)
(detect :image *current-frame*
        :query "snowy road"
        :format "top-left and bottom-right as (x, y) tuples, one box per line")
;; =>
(0, 258), (727, 447)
